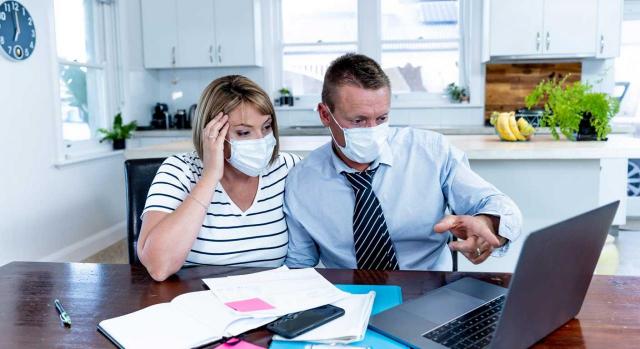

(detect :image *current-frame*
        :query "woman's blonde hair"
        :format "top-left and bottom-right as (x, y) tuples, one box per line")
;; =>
(193, 75), (279, 163)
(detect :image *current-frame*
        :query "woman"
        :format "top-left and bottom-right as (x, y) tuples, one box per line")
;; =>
(138, 75), (301, 281)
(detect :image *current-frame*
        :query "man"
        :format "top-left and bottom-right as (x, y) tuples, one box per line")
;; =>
(284, 53), (522, 270)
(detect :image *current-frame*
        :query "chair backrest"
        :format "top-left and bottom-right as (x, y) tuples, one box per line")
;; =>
(124, 158), (166, 265)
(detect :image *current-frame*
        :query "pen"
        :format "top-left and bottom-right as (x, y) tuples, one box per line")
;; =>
(54, 299), (72, 327)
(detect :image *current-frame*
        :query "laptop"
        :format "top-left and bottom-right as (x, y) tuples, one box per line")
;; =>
(369, 201), (619, 349)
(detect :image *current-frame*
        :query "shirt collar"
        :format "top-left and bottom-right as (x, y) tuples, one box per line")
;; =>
(330, 139), (394, 175)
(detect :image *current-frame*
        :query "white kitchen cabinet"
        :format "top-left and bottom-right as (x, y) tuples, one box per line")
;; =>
(176, 0), (216, 68)
(140, 0), (178, 69)
(484, 0), (620, 60)
(596, 0), (623, 58)
(140, 0), (261, 68)
(488, 0), (544, 56)
(213, 0), (262, 67)
(543, 0), (597, 56)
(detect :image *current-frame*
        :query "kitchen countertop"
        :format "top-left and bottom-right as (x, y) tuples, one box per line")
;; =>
(125, 134), (640, 160)
(133, 124), (636, 137)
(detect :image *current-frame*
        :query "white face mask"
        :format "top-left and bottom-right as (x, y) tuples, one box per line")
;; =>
(226, 133), (276, 177)
(326, 106), (389, 164)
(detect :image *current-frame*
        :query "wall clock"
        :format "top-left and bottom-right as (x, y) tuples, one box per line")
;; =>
(0, 1), (36, 61)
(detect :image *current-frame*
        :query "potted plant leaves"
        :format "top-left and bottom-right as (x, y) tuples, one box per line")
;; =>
(278, 87), (294, 107)
(445, 83), (469, 103)
(98, 113), (137, 150)
(525, 76), (619, 141)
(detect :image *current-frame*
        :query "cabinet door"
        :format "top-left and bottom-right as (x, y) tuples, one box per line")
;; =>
(140, 0), (178, 68)
(176, 0), (216, 68)
(489, 0), (544, 56)
(596, 0), (623, 58)
(543, 0), (597, 56)
(213, 0), (262, 66)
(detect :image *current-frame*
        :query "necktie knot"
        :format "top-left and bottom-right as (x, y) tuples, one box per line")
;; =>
(343, 167), (378, 191)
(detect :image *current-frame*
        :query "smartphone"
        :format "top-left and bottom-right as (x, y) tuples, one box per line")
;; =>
(266, 304), (345, 339)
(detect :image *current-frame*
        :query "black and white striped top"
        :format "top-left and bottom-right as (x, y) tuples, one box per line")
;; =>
(142, 151), (301, 267)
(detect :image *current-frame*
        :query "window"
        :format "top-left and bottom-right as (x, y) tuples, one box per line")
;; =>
(54, 0), (120, 157)
(280, 0), (358, 96)
(277, 0), (464, 104)
(381, 0), (460, 94)
(614, 17), (640, 120)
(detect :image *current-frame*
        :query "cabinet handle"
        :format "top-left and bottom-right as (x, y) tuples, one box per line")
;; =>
(171, 46), (176, 66)
(600, 34), (605, 54)
(545, 32), (550, 51)
(217, 45), (222, 63)
(209, 45), (214, 63)
(536, 32), (541, 52)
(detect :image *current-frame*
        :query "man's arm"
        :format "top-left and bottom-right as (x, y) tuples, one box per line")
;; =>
(436, 136), (523, 262)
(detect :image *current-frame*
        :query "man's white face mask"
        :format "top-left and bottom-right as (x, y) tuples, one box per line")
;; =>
(325, 105), (389, 164)
(225, 133), (276, 177)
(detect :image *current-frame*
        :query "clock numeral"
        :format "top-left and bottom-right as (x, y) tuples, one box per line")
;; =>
(0, 12), (6, 21)
(0, 36), (4, 45)
(31, 29), (35, 37)
(7, 45), (11, 54)
(24, 48), (29, 56)
(22, 7), (25, 16)
(3, 3), (9, 12)
(29, 41), (33, 49)
(12, 2), (19, 11)
(28, 17), (32, 26)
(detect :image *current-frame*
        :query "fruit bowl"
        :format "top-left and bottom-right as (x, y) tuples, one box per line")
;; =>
(489, 112), (536, 141)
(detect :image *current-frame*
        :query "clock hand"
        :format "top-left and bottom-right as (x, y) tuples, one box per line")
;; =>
(14, 8), (20, 41)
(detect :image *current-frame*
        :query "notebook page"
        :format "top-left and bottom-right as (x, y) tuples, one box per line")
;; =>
(98, 302), (218, 349)
(170, 291), (277, 337)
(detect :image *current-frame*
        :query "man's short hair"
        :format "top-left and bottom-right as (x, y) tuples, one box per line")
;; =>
(321, 53), (391, 112)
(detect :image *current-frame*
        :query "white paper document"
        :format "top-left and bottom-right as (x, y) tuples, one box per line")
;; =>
(271, 291), (376, 344)
(202, 266), (350, 317)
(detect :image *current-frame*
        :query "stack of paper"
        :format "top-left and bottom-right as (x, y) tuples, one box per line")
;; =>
(202, 266), (350, 318)
(272, 291), (375, 344)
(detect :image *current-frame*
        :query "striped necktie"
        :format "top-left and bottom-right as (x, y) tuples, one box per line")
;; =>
(343, 167), (399, 270)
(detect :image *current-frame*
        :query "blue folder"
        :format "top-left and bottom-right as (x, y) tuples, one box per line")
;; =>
(268, 284), (409, 349)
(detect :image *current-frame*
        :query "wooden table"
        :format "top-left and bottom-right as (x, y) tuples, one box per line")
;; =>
(0, 262), (639, 348)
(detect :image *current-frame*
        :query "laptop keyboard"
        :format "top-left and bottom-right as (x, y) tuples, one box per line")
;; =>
(422, 295), (506, 349)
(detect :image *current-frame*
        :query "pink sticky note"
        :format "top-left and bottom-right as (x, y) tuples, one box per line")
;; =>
(224, 297), (275, 312)
(215, 339), (265, 349)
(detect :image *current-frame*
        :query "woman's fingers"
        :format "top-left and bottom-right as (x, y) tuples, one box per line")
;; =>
(216, 122), (229, 146)
(204, 113), (228, 141)
(203, 112), (224, 137)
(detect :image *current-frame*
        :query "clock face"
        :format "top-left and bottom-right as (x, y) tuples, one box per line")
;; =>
(0, 1), (36, 61)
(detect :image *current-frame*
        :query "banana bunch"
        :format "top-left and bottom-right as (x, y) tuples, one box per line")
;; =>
(489, 112), (536, 141)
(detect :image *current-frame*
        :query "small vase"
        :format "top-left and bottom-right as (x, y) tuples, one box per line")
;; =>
(113, 139), (126, 150)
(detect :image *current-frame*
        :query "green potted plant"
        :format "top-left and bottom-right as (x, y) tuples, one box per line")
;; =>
(98, 113), (137, 150)
(445, 82), (469, 103)
(278, 87), (294, 107)
(525, 76), (619, 141)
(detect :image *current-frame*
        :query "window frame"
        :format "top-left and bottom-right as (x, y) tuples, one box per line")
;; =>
(51, 0), (123, 164)
(274, 0), (469, 109)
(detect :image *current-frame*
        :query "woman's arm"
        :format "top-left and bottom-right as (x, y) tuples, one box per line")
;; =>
(138, 113), (229, 281)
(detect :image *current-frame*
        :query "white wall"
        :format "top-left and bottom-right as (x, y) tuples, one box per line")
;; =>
(0, 0), (125, 266)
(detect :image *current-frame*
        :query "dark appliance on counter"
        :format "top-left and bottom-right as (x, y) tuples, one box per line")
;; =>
(174, 109), (189, 129)
(151, 103), (171, 129)
(515, 107), (544, 128)
(188, 104), (197, 129)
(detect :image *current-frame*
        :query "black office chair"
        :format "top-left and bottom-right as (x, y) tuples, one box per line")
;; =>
(124, 158), (166, 265)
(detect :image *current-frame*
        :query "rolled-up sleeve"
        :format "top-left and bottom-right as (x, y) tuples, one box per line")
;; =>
(283, 172), (320, 268)
(439, 137), (523, 248)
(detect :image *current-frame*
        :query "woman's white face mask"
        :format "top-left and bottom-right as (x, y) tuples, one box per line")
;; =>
(226, 133), (276, 177)
(325, 105), (389, 164)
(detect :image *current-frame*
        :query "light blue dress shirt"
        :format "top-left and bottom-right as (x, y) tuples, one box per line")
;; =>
(284, 127), (522, 270)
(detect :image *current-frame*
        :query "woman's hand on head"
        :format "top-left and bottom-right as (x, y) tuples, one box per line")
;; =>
(201, 112), (229, 183)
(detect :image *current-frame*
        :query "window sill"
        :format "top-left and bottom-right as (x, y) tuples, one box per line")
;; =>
(54, 149), (124, 168)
